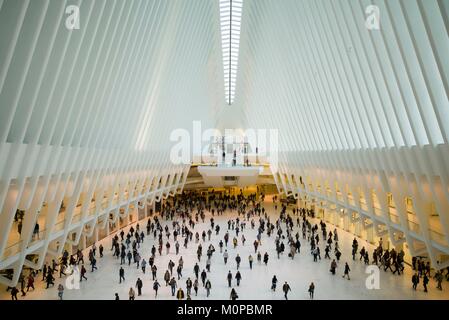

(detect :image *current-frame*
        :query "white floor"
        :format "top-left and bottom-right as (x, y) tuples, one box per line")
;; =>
(1, 201), (448, 300)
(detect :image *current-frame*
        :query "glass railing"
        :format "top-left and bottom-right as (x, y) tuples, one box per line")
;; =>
(389, 213), (400, 224)
(2, 240), (23, 259)
(430, 229), (447, 245)
(54, 219), (66, 232)
(3, 227), (46, 259)
(72, 214), (81, 223)
(408, 221), (420, 233)
(360, 202), (368, 211)
(373, 206), (383, 216)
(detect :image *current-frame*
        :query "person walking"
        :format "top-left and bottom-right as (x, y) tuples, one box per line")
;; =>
(45, 271), (55, 288)
(153, 280), (161, 298)
(164, 270), (171, 286)
(10, 287), (19, 300)
(330, 259), (337, 275)
(193, 278), (199, 296)
(435, 270), (443, 290)
(119, 267), (125, 283)
(151, 265), (157, 280)
(235, 271), (242, 286)
(186, 277), (193, 296)
(248, 255), (254, 269)
(169, 277), (177, 296)
(235, 254), (241, 270)
(230, 288), (238, 300)
(271, 275), (278, 291)
(80, 265), (87, 281)
(308, 282), (315, 299)
(194, 263), (200, 279)
(423, 274), (429, 293)
(342, 262), (351, 280)
(205, 279), (212, 297)
(91, 257), (97, 272)
(223, 250), (229, 264)
(282, 281), (291, 300)
(57, 284), (64, 300)
(227, 271), (233, 287)
(412, 273), (419, 290)
(26, 274), (35, 292)
(136, 278), (143, 296)
(129, 287), (135, 300)
(176, 288), (185, 300)
(201, 269), (207, 287)
(263, 252), (269, 265)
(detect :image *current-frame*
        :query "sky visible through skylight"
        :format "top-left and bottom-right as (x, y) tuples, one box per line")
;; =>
(219, 0), (243, 105)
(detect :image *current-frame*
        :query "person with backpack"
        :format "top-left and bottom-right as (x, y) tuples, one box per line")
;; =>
(153, 280), (161, 297)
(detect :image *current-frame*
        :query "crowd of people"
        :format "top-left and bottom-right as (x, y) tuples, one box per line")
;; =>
(5, 189), (448, 300)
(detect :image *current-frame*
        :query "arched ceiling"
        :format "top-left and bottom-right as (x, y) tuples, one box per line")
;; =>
(235, 0), (449, 153)
(0, 0), (224, 157)
(1, 0), (449, 285)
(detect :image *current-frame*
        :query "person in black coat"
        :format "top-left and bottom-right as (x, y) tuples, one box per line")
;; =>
(412, 273), (419, 290)
(235, 271), (242, 286)
(119, 267), (125, 283)
(136, 278), (143, 296)
(230, 288), (238, 300)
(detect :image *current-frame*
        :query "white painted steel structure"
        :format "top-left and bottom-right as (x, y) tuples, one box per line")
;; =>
(0, 0), (223, 286)
(236, 0), (449, 270)
(0, 0), (448, 287)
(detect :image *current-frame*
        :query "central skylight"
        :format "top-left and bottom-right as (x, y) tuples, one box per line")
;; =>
(219, 0), (243, 105)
